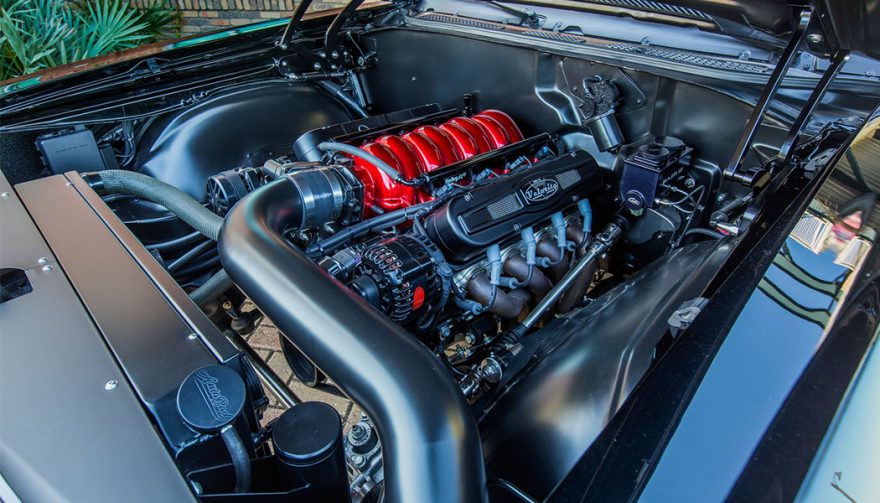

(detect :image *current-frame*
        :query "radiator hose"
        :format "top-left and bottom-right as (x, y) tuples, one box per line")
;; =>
(88, 170), (222, 240)
(218, 176), (487, 503)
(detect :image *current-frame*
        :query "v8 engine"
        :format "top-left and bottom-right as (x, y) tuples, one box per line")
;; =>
(204, 107), (610, 360)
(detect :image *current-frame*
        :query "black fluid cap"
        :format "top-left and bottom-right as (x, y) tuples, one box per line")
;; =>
(273, 402), (342, 465)
(177, 365), (246, 433)
(654, 136), (685, 152)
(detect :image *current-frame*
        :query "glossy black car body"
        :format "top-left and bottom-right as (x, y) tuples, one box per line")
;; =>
(1, 1), (879, 502)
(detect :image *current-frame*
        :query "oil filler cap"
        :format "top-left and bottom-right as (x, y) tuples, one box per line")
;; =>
(176, 364), (246, 433)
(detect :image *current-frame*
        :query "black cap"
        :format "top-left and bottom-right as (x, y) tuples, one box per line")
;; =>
(177, 365), (246, 433)
(654, 136), (685, 153)
(273, 402), (342, 465)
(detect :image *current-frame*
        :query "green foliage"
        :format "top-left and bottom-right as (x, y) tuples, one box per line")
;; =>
(0, 0), (180, 81)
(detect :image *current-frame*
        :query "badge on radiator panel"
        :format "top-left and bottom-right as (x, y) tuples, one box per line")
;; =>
(522, 178), (560, 203)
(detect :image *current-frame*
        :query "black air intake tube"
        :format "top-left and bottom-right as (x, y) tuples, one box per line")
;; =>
(218, 177), (486, 503)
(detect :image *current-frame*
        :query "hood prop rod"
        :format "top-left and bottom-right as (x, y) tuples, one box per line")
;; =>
(724, 10), (812, 187)
(278, 0), (314, 50)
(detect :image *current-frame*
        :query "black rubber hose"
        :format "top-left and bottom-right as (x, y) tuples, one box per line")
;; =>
(308, 199), (439, 256)
(219, 425), (252, 493)
(684, 227), (726, 240)
(92, 170), (223, 241)
(315, 80), (368, 119)
(173, 254), (220, 279)
(145, 230), (203, 251)
(167, 240), (215, 272)
(188, 269), (234, 306)
(219, 178), (486, 503)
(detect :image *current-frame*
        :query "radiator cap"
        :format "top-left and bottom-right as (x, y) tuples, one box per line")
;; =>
(176, 364), (246, 433)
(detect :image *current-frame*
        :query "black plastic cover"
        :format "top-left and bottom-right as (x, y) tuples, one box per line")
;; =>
(425, 150), (602, 263)
(0, 268), (32, 303)
(36, 128), (106, 174)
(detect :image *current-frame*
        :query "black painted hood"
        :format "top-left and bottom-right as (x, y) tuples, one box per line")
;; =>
(637, 0), (797, 35)
(421, 1), (880, 58)
(644, 0), (880, 58)
(636, 0), (880, 58)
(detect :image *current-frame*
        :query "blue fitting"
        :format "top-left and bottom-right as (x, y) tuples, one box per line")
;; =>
(487, 244), (520, 288)
(521, 227), (537, 266)
(577, 199), (593, 234)
(487, 245), (503, 286)
(454, 295), (485, 315)
(551, 212), (571, 251)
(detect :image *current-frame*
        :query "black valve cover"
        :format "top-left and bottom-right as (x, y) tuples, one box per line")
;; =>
(426, 150), (602, 263)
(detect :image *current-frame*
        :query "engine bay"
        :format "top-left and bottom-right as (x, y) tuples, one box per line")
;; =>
(1, 2), (872, 501)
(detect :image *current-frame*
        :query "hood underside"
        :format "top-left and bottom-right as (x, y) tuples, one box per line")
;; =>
(430, 0), (880, 59)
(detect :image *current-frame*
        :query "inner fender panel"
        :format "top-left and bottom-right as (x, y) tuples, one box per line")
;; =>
(136, 82), (352, 199)
(479, 239), (732, 498)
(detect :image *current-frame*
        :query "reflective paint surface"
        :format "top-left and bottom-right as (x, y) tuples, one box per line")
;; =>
(639, 118), (880, 502)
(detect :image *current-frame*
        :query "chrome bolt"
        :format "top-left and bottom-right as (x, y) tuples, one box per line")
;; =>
(807, 33), (824, 44)
(313, 62), (322, 70)
(0, 192), (8, 199)
(331, 51), (339, 59)
(41, 264), (53, 272)
(350, 424), (368, 441)
(37, 257), (49, 265)
(187, 333), (198, 340)
(104, 380), (118, 390)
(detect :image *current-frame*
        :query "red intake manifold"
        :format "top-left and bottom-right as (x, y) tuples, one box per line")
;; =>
(348, 110), (523, 215)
